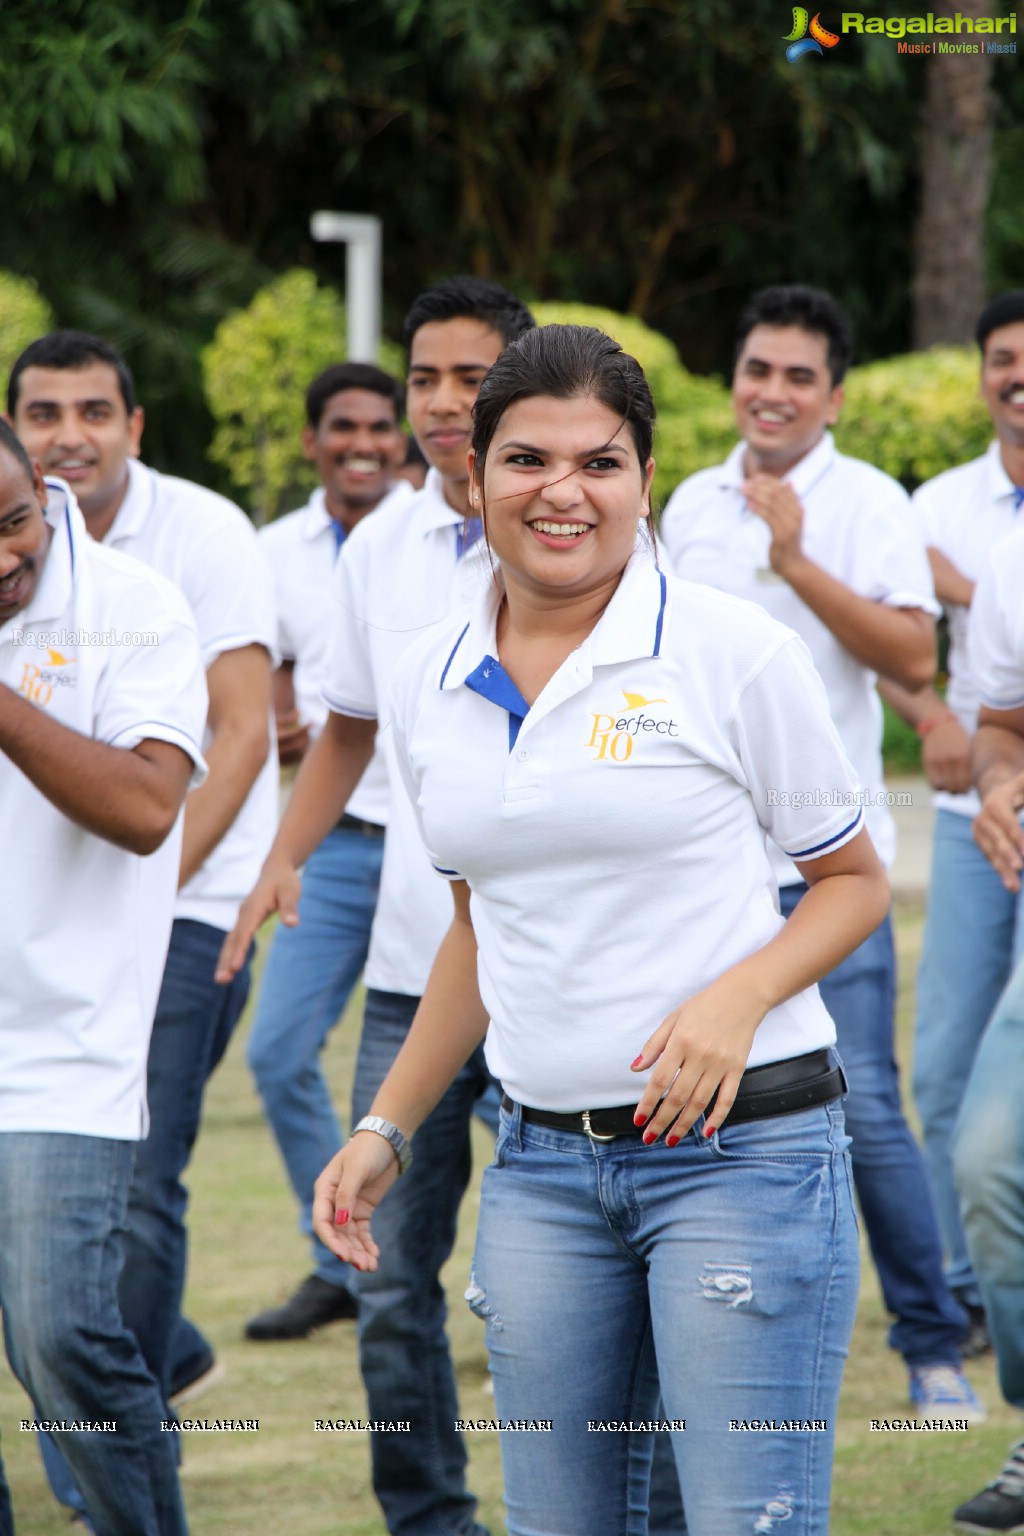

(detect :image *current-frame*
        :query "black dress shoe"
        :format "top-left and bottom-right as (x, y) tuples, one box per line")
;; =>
(245, 1274), (358, 1340)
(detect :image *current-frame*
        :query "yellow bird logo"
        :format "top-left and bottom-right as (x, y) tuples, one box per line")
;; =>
(46, 648), (76, 667)
(621, 692), (666, 711)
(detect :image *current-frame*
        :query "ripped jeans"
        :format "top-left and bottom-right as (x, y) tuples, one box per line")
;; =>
(468, 1099), (858, 1536)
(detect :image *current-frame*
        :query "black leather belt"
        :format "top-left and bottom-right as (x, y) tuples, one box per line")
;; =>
(335, 812), (386, 838)
(502, 1049), (846, 1141)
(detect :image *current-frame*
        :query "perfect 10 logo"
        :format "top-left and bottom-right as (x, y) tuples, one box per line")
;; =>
(784, 8), (841, 59)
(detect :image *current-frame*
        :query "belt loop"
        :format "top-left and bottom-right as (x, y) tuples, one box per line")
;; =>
(505, 1097), (524, 1153)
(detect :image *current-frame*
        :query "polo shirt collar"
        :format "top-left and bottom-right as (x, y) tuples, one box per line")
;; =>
(18, 480), (80, 626)
(986, 439), (1024, 508)
(438, 551), (669, 695)
(718, 430), (837, 498)
(104, 457), (155, 546)
(299, 488), (332, 541)
(415, 468), (468, 535)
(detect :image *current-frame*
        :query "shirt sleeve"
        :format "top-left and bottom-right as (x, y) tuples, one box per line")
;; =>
(321, 532), (378, 719)
(388, 639), (464, 883)
(844, 478), (940, 615)
(93, 579), (209, 784)
(969, 541), (1024, 711)
(728, 633), (866, 862)
(185, 517), (279, 670)
(911, 477), (948, 554)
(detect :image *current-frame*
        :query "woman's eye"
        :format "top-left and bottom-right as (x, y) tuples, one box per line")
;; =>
(506, 453), (543, 466)
(587, 457), (621, 472)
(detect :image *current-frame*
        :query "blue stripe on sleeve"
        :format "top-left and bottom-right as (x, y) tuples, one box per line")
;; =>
(786, 810), (863, 860)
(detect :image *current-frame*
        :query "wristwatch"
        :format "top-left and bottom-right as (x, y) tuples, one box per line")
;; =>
(352, 1115), (412, 1176)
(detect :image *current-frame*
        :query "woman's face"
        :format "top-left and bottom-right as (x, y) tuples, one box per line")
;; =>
(469, 393), (654, 606)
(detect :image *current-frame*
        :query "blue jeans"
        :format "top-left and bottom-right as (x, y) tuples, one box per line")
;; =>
(246, 825), (383, 1286)
(469, 1100), (858, 1536)
(913, 810), (1024, 1304)
(42, 918), (251, 1521)
(351, 988), (499, 1536)
(954, 953), (1024, 1407)
(780, 884), (966, 1364)
(0, 1133), (187, 1536)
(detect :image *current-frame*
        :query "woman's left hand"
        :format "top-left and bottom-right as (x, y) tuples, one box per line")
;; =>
(629, 973), (765, 1144)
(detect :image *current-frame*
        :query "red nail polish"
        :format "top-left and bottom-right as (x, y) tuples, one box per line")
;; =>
(631, 1054), (644, 1069)
(643, 1130), (656, 1145)
(634, 1111), (647, 1127)
(666, 1134), (679, 1147)
(703, 1124), (716, 1139)
(336, 1208), (349, 1225)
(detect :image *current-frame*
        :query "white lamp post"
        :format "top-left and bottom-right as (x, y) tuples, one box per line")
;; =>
(309, 211), (382, 362)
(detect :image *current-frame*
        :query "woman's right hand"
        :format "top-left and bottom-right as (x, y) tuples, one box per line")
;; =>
(312, 1133), (402, 1271)
(215, 860), (302, 982)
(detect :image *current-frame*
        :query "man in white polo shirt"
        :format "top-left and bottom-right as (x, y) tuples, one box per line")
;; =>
(660, 283), (980, 1419)
(245, 362), (413, 1340)
(879, 292), (1024, 1364)
(220, 277), (534, 1536)
(0, 422), (207, 1535)
(8, 331), (276, 1518)
(949, 508), (1024, 1532)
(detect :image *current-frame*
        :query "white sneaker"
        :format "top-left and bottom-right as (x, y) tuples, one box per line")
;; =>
(909, 1362), (986, 1422)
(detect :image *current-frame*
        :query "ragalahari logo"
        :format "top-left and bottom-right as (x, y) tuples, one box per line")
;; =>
(784, 8), (841, 60)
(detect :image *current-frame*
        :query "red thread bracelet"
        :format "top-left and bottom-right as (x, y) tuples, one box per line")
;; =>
(917, 711), (958, 738)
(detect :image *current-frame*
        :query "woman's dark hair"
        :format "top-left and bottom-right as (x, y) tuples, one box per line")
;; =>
(471, 324), (656, 480)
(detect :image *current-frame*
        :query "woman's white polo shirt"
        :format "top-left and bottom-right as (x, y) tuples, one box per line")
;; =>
(390, 555), (865, 1111)
(0, 485), (208, 1139)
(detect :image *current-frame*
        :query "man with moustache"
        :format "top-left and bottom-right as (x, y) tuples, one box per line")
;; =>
(881, 292), (1024, 1372)
(0, 420), (207, 1535)
(245, 362), (414, 1340)
(220, 277), (534, 1536)
(660, 284), (981, 1421)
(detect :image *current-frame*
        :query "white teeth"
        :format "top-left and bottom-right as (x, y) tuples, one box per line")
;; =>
(755, 410), (788, 423)
(531, 520), (590, 537)
(345, 457), (380, 472)
(1008, 389), (1024, 406)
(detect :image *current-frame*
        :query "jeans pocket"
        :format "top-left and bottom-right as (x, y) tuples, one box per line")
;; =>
(707, 1105), (834, 1164)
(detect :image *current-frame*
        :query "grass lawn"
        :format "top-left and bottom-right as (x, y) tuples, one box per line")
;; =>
(0, 894), (1014, 1534)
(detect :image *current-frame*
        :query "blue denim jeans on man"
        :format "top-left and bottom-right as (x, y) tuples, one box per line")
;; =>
(913, 809), (1024, 1305)
(469, 1099), (858, 1536)
(351, 987), (499, 1536)
(0, 1133), (187, 1536)
(955, 951), (1024, 1407)
(40, 918), (251, 1520)
(246, 824), (382, 1287)
(780, 884), (966, 1363)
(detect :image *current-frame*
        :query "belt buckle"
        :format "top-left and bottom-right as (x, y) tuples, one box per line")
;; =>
(581, 1109), (616, 1143)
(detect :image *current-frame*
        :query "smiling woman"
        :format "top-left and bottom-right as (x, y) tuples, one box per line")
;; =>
(312, 324), (892, 1536)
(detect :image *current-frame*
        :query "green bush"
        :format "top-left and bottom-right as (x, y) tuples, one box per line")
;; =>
(837, 347), (990, 488)
(0, 271), (54, 384)
(201, 269), (403, 522)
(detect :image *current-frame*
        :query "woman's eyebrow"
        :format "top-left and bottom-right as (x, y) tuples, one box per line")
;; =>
(495, 438), (628, 457)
